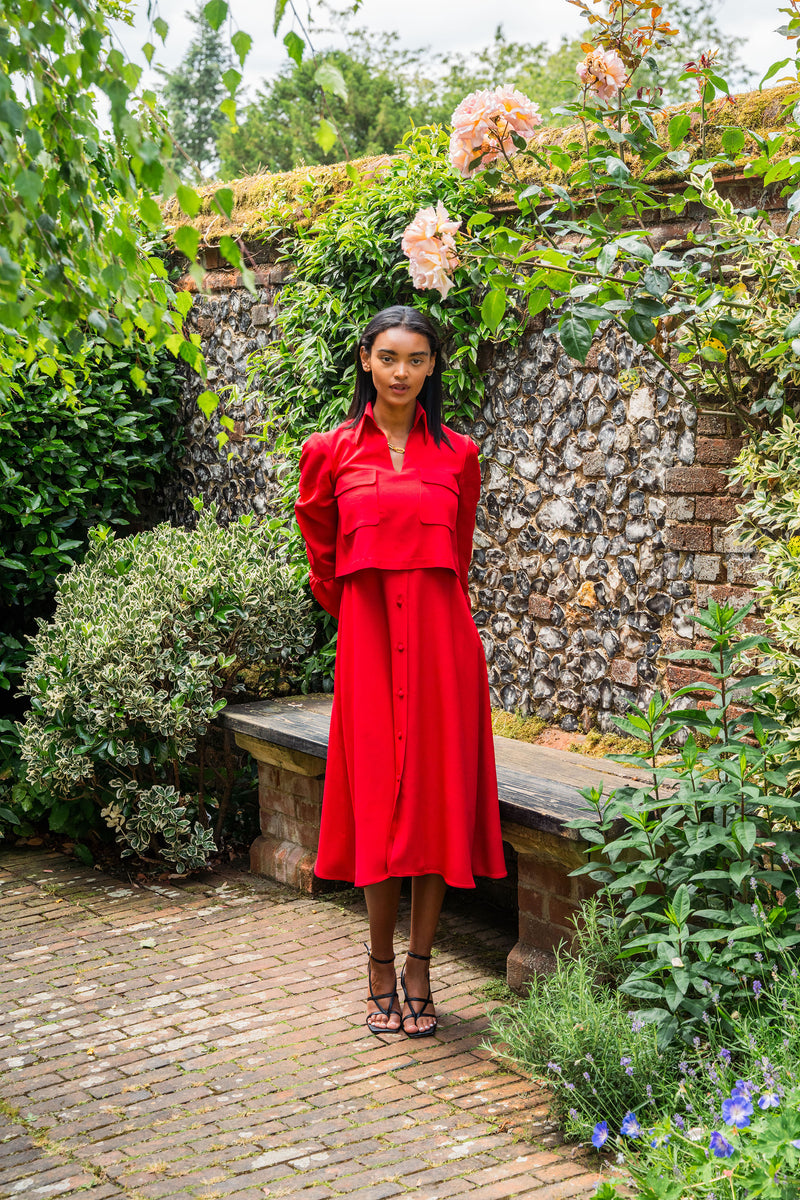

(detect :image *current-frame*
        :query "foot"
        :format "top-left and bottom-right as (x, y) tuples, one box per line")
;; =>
(366, 955), (401, 1033)
(401, 952), (437, 1036)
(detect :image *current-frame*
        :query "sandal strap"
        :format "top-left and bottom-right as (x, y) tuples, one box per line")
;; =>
(364, 941), (395, 964)
(406, 950), (431, 961)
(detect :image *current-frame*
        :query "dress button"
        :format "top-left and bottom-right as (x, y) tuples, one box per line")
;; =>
(397, 732), (403, 741)
(398, 689), (405, 699)
(396, 595), (404, 607)
(396, 642), (405, 652)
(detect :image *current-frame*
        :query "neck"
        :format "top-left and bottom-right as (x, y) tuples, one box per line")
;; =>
(372, 397), (416, 441)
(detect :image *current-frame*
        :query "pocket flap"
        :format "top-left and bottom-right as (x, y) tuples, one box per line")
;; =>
(419, 471), (459, 494)
(334, 469), (377, 497)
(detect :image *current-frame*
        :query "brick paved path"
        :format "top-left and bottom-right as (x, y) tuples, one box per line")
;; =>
(0, 849), (604, 1200)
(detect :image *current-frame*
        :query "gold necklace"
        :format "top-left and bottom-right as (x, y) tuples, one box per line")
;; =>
(386, 440), (405, 454)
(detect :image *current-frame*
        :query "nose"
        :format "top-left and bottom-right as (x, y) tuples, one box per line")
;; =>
(394, 361), (408, 379)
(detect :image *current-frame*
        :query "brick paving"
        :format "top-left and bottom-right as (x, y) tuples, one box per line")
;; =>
(0, 849), (605, 1200)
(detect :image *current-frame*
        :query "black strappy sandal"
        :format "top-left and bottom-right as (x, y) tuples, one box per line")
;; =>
(400, 949), (437, 1038)
(364, 944), (402, 1035)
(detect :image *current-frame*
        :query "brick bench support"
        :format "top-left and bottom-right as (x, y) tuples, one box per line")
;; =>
(221, 698), (641, 988)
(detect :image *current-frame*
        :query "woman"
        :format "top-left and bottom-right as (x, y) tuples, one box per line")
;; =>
(295, 306), (505, 1038)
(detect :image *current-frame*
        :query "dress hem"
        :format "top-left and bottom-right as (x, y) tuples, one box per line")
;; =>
(314, 867), (508, 889)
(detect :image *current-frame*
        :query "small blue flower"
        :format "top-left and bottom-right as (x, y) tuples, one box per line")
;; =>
(733, 1079), (754, 1098)
(758, 1093), (780, 1110)
(792, 1139), (800, 1150)
(718, 1048), (731, 1065)
(709, 1131), (735, 1159)
(621, 1111), (642, 1138)
(753, 980), (763, 997)
(722, 1094), (753, 1128)
(591, 1121), (609, 1149)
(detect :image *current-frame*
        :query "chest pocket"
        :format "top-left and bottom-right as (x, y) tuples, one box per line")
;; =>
(335, 469), (380, 536)
(419, 471), (459, 529)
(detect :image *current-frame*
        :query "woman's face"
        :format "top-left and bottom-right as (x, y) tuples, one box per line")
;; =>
(360, 327), (435, 413)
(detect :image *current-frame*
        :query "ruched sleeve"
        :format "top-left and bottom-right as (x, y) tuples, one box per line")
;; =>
(455, 439), (481, 597)
(295, 433), (344, 619)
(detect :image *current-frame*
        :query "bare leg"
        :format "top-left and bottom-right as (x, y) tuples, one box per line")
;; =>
(402, 874), (446, 1034)
(363, 878), (402, 1031)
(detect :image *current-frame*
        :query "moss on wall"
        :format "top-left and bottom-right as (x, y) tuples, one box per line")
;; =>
(163, 85), (798, 247)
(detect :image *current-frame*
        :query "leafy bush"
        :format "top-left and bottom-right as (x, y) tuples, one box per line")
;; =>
(571, 600), (800, 1047)
(1, 336), (182, 695)
(488, 900), (680, 1140)
(17, 505), (313, 871)
(731, 414), (800, 740)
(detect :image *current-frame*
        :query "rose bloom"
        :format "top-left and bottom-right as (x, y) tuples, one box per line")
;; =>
(401, 201), (461, 299)
(576, 47), (628, 103)
(449, 85), (542, 177)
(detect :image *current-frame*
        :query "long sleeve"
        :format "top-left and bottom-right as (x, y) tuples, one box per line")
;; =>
(455, 440), (481, 598)
(295, 433), (344, 619)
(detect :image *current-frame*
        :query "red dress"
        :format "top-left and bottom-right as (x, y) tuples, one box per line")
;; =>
(295, 402), (506, 889)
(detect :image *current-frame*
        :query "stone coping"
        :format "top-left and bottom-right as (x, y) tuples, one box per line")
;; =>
(219, 695), (650, 841)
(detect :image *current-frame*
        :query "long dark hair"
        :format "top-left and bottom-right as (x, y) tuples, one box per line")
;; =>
(346, 306), (451, 448)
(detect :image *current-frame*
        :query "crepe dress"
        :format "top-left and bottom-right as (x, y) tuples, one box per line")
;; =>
(295, 401), (506, 889)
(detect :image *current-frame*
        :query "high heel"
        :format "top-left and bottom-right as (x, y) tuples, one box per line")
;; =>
(400, 949), (437, 1038)
(364, 944), (401, 1035)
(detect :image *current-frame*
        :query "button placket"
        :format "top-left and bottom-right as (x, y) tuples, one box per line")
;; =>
(390, 576), (409, 794)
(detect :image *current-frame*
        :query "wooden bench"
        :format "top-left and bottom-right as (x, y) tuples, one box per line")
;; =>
(219, 696), (646, 988)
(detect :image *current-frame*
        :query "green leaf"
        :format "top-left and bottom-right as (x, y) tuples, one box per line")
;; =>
(222, 68), (241, 95)
(176, 184), (201, 218)
(203, 0), (227, 31)
(219, 235), (243, 271)
(668, 111), (691, 148)
(672, 883), (691, 925)
(314, 62), (348, 102)
(15, 169), (42, 207)
(142, 41), (155, 65)
(213, 188), (235, 220)
(597, 243), (618, 277)
(559, 313), (592, 362)
(138, 194), (163, 230)
(273, 0), (289, 34)
(197, 390), (219, 418)
(283, 30), (304, 66)
(0, 99), (24, 131)
(174, 225), (200, 260)
(314, 118), (338, 154)
(231, 30), (253, 66)
(784, 312), (800, 339)
(721, 126), (746, 154)
(480, 288), (507, 333)
(526, 288), (550, 317)
(153, 16), (169, 40)
(220, 97), (237, 126)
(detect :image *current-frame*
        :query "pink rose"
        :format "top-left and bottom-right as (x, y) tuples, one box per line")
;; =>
(401, 202), (461, 299)
(576, 48), (628, 103)
(449, 86), (542, 177)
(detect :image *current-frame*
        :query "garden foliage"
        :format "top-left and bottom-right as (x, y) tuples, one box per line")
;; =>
(17, 505), (313, 871)
(0, 335), (181, 695)
(570, 600), (800, 1046)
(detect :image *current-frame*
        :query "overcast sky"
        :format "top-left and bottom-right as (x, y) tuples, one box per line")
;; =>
(110, 0), (792, 101)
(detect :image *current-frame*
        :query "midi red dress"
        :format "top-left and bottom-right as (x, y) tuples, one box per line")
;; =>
(295, 401), (506, 889)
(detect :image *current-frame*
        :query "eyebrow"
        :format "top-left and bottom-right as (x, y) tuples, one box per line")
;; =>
(376, 349), (429, 357)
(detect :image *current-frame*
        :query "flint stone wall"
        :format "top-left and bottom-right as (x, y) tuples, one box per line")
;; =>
(166, 264), (754, 731)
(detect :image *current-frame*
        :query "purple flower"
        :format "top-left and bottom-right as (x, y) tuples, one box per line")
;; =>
(621, 1111), (642, 1138)
(592, 1121), (609, 1149)
(722, 1093), (753, 1128)
(753, 980), (763, 997)
(547, 1061), (561, 1073)
(758, 1093), (780, 1110)
(673, 1114), (685, 1130)
(718, 1048), (731, 1065)
(709, 1131), (735, 1158)
(792, 1139), (800, 1149)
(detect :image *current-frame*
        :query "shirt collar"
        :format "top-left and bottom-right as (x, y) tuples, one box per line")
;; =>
(356, 400), (430, 443)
